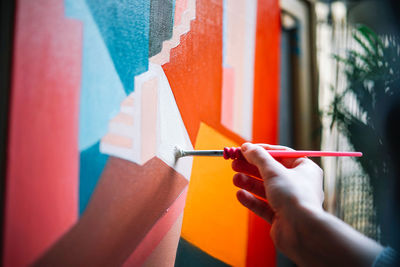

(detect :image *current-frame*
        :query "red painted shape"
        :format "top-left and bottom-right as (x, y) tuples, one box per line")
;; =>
(163, 0), (229, 145)
(247, 0), (280, 266)
(247, 212), (276, 267)
(163, 0), (247, 146)
(3, 1), (82, 266)
(123, 187), (188, 266)
(252, 0), (280, 145)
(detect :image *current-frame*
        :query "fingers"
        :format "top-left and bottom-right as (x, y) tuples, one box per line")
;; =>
(287, 157), (310, 168)
(253, 143), (306, 169)
(233, 173), (266, 199)
(236, 189), (274, 224)
(241, 143), (284, 178)
(232, 159), (261, 178)
(255, 144), (294, 151)
(279, 157), (308, 169)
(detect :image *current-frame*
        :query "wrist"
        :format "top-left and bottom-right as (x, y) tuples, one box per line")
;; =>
(284, 203), (327, 264)
(285, 196), (326, 228)
(288, 204), (384, 267)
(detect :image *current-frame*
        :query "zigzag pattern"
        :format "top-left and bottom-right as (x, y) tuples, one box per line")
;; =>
(100, 63), (193, 181)
(150, 0), (196, 65)
(101, 1), (196, 165)
(100, 90), (140, 163)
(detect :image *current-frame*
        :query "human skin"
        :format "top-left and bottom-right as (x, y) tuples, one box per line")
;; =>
(232, 143), (383, 267)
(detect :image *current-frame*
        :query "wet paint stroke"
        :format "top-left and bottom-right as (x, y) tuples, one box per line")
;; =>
(100, 63), (193, 181)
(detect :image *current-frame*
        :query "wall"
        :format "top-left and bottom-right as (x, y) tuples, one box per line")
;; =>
(3, 0), (280, 266)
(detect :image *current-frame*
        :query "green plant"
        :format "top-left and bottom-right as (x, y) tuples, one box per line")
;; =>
(330, 25), (400, 214)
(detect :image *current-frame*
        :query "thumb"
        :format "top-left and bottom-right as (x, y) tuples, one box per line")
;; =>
(241, 143), (284, 179)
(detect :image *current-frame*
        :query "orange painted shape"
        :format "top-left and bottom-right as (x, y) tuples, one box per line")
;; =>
(141, 77), (158, 163)
(181, 123), (248, 267)
(163, 0), (224, 145)
(164, 0), (246, 146)
(221, 67), (235, 130)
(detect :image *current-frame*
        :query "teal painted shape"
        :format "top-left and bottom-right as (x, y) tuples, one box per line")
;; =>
(149, 0), (175, 57)
(65, 0), (151, 214)
(78, 142), (108, 214)
(86, 0), (151, 95)
(175, 238), (231, 267)
(65, 0), (129, 151)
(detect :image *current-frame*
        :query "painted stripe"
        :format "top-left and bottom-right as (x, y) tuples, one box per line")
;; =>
(4, 0), (82, 266)
(221, 67), (235, 130)
(247, 0), (280, 266)
(140, 77), (158, 163)
(123, 187), (188, 266)
(142, 213), (184, 267)
(221, 0), (256, 141)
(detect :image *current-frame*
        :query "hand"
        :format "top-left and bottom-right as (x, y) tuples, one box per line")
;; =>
(232, 143), (324, 257)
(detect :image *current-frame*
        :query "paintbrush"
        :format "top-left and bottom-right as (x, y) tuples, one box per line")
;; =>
(174, 146), (363, 160)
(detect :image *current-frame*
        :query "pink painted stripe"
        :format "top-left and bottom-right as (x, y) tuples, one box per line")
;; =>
(221, 67), (235, 130)
(4, 0), (82, 266)
(123, 186), (188, 266)
(174, 0), (188, 26)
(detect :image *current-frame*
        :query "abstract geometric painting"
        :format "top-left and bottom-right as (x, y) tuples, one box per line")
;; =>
(3, 0), (280, 266)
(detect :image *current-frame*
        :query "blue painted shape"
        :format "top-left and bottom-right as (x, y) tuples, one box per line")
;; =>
(65, 0), (129, 151)
(64, 0), (151, 214)
(85, 0), (151, 95)
(78, 142), (109, 214)
(149, 0), (175, 57)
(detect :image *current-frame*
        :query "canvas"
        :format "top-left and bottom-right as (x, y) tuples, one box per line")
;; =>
(3, 0), (280, 266)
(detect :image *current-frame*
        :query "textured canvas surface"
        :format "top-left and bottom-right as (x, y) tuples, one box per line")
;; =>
(4, 0), (280, 266)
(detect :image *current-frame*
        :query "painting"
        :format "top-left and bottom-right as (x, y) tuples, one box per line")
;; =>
(3, 0), (280, 266)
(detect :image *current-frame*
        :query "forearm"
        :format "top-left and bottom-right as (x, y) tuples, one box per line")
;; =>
(290, 206), (383, 267)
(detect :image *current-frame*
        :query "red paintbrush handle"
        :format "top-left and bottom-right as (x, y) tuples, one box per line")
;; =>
(223, 147), (243, 159)
(223, 147), (362, 160)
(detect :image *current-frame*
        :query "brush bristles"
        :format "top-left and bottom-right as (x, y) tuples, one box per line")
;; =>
(174, 146), (185, 159)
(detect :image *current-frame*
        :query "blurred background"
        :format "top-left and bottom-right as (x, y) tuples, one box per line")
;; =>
(279, 0), (400, 265)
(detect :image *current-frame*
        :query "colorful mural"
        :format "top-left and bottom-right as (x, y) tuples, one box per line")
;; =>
(3, 0), (280, 266)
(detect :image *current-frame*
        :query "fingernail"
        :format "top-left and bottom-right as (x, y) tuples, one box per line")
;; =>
(241, 142), (251, 152)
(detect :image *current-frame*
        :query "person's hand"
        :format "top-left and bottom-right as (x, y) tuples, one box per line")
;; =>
(232, 143), (324, 257)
